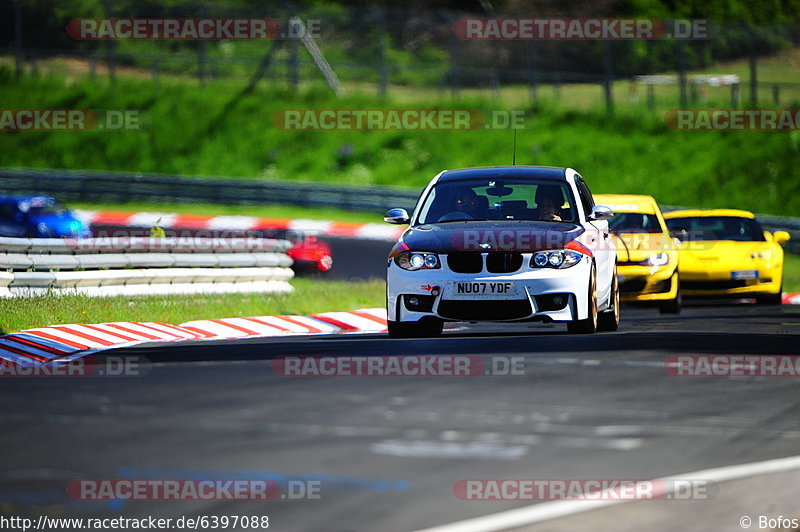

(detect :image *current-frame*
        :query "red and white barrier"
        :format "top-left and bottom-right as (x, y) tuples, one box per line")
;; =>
(75, 210), (404, 242)
(782, 293), (800, 305)
(0, 309), (388, 367)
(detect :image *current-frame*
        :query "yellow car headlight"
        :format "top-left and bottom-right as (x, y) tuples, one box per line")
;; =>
(749, 249), (773, 260)
(639, 251), (669, 267)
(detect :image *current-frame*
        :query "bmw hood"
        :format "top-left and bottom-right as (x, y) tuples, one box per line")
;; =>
(395, 221), (585, 254)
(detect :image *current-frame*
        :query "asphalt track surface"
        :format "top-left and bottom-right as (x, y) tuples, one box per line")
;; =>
(2, 302), (800, 531)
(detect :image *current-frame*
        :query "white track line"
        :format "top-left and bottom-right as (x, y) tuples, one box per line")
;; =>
(412, 454), (800, 532)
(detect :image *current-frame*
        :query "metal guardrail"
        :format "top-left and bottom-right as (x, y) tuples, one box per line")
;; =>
(1, 167), (798, 251)
(0, 167), (421, 213)
(0, 236), (294, 297)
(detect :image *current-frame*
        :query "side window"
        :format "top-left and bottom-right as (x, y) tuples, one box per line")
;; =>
(575, 177), (594, 217)
(0, 203), (16, 220)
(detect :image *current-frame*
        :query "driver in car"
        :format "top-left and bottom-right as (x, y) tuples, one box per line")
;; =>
(454, 188), (480, 215)
(537, 195), (562, 221)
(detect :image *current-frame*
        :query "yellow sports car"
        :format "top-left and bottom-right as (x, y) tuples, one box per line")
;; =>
(595, 194), (681, 313)
(663, 209), (789, 304)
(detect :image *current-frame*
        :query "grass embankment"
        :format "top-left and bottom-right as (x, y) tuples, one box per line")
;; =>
(783, 253), (800, 293)
(2, 259), (798, 334)
(1, 64), (799, 217)
(0, 278), (386, 334)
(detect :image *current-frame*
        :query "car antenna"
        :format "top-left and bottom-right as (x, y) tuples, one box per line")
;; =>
(512, 129), (517, 166)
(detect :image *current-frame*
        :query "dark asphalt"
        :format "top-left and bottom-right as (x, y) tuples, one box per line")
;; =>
(1, 303), (799, 531)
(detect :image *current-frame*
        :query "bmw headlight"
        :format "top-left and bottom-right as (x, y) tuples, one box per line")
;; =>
(640, 252), (669, 267)
(531, 250), (583, 269)
(395, 252), (441, 271)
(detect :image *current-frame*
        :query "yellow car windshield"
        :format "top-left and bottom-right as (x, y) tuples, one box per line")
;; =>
(665, 216), (766, 242)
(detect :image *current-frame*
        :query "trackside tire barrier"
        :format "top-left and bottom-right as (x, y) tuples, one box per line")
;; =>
(0, 236), (295, 298)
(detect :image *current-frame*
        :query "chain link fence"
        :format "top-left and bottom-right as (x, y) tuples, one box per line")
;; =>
(3, 2), (800, 111)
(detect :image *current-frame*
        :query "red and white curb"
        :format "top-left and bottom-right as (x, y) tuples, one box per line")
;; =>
(75, 210), (404, 242)
(0, 322), (202, 367)
(0, 309), (388, 367)
(180, 308), (388, 339)
(783, 293), (800, 305)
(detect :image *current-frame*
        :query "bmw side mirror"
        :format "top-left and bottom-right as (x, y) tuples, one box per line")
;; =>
(384, 208), (410, 225)
(589, 205), (614, 221)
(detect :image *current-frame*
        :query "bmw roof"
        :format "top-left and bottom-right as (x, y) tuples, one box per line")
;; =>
(437, 166), (569, 182)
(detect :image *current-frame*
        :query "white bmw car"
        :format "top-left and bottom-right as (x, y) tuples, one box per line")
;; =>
(384, 166), (619, 337)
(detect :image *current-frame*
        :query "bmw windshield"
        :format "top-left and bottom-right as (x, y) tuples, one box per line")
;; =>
(416, 178), (578, 224)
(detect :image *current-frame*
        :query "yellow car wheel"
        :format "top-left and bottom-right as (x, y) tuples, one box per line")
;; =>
(756, 283), (783, 305)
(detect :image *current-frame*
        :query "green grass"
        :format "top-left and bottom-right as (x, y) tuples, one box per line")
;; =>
(70, 201), (384, 224)
(2, 49), (800, 217)
(2, 256), (797, 334)
(0, 278), (386, 335)
(783, 252), (800, 292)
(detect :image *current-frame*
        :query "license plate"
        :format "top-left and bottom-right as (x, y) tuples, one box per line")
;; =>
(450, 281), (519, 299)
(731, 270), (758, 280)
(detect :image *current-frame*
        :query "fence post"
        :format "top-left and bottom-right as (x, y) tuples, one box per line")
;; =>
(527, 40), (537, 104)
(151, 59), (160, 88)
(773, 84), (780, 104)
(677, 40), (687, 108)
(100, 0), (116, 81)
(449, 32), (460, 96)
(372, 7), (388, 98)
(647, 84), (655, 110)
(197, 2), (207, 84)
(554, 73), (561, 100)
(13, 0), (23, 78)
(289, 16), (300, 89)
(745, 24), (758, 105)
(602, 40), (614, 113)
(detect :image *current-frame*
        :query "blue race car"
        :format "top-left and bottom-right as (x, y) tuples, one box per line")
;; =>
(0, 195), (92, 238)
